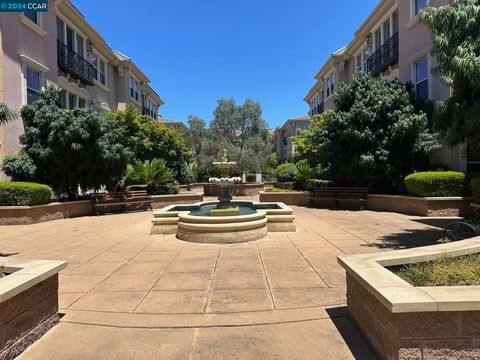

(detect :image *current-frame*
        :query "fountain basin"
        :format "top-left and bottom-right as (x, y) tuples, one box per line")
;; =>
(151, 201), (295, 243)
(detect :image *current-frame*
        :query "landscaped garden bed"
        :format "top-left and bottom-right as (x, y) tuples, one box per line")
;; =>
(0, 259), (66, 360)
(338, 238), (480, 360)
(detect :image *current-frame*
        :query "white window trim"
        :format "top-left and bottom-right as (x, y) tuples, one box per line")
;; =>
(411, 55), (432, 99)
(408, 0), (430, 25)
(91, 51), (109, 90)
(128, 75), (141, 104)
(21, 61), (47, 106)
(18, 13), (46, 37)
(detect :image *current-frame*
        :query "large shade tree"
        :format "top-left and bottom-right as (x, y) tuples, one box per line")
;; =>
(421, 0), (480, 154)
(187, 99), (273, 180)
(106, 106), (192, 181)
(2, 88), (130, 198)
(294, 73), (441, 186)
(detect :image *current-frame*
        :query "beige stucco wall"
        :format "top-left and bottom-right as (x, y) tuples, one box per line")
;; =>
(0, 4), (57, 158)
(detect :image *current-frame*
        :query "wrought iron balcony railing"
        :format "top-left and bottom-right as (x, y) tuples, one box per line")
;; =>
(365, 33), (399, 77)
(57, 40), (94, 86)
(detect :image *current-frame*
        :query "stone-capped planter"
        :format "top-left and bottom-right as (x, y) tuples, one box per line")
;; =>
(367, 194), (474, 217)
(0, 193), (204, 225)
(0, 259), (66, 360)
(259, 191), (310, 206)
(338, 238), (480, 360)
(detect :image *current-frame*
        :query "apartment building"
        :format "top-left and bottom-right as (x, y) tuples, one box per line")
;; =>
(273, 116), (310, 162)
(157, 118), (189, 133)
(303, 0), (474, 171)
(0, 0), (164, 175)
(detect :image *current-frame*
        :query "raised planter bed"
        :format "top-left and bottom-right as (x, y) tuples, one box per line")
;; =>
(338, 238), (480, 360)
(0, 193), (204, 225)
(367, 194), (474, 217)
(0, 259), (66, 360)
(0, 200), (93, 225)
(259, 191), (310, 206)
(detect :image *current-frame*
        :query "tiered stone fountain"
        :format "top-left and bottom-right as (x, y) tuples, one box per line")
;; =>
(150, 151), (296, 243)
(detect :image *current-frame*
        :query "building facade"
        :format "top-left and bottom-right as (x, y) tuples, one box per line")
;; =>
(273, 116), (310, 162)
(0, 0), (164, 179)
(303, 0), (473, 171)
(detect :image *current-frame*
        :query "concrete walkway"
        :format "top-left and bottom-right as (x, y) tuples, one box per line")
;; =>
(0, 204), (448, 359)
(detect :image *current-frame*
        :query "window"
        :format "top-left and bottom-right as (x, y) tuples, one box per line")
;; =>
(68, 94), (76, 110)
(383, 19), (391, 42)
(392, 11), (399, 34)
(56, 18), (64, 42)
(76, 35), (85, 57)
(330, 72), (335, 94)
(326, 78), (331, 97)
(356, 54), (363, 71)
(415, 0), (427, 15)
(26, 67), (40, 105)
(78, 99), (86, 108)
(129, 78), (134, 98)
(24, 12), (38, 25)
(60, 90), (68, 108)
(415, 57), (429, 99)
(374, 28), (381, 50)
(99, 60), (106, 86)
(66, 26), (74, 50)
(134, 81), (139, 101)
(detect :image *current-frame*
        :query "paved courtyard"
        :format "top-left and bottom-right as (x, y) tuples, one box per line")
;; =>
(0, 202), (450, 359)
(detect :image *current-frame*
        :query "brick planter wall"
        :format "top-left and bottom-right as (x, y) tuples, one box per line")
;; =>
(259, 191), (310, 206)
(0, 275), (60, 360)
(367, 195), (474, 217)
(346, 273), (480, 360)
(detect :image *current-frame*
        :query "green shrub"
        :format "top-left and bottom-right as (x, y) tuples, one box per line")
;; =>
(307, 179), (332, 191)
(275, 163), (297, 183)
(472, 178), (480, 203)
(404, 172), (466, 197)
(154, 183), (180, 195)
(284, 181), (294, 190)
(0, 182), (52, 206)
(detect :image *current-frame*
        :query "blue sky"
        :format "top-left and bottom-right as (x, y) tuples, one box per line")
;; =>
(72, 0), (378, 127)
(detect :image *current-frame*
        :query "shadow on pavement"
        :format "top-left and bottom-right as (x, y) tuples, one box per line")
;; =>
(326, 307), (377, 360)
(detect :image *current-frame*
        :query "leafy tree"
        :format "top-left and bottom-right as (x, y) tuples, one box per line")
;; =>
(2, 88), (130, 198)
(293, 113), (329, 167)
(421, 0), (480, 154)
(125, 158), (174, 193)
(187, 98), (272, 177)
(0, 103), (18, 125)
(295, 73), (441, 186)
(1, 152), (36, 181)
(275, 163), (298, 183)
(106, 106), (192, 181)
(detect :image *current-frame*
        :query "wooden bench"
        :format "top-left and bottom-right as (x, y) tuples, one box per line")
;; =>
(93, 191), (152, 216)
(310, 187), (368, 210)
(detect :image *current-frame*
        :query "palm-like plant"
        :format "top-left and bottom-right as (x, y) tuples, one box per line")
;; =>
(125, 158), (174, 191)
(295, 160), (313, 191)
(0, 103), (18, 125)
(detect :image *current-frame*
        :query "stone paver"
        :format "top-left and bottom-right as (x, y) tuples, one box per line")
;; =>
(0, 200), (446, 359)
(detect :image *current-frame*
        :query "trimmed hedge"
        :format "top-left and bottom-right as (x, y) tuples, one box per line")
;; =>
(0, 182), (52, 206)
(404, 172), (466, 197)
(472, 178), (480, 203)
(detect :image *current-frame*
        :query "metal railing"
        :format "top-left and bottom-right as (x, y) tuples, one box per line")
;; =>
(365, 33), (399, 77)
(57, 40), (94, 86)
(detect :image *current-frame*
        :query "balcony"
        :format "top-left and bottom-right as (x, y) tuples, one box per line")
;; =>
(57, 41), (94, 86)
(365, 33), (399, 77)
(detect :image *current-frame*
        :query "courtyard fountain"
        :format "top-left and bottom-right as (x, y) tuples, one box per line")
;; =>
(150, 151), (296, 243)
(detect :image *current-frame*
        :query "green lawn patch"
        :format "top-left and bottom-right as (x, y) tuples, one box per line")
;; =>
(392, 254), (480, 286)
